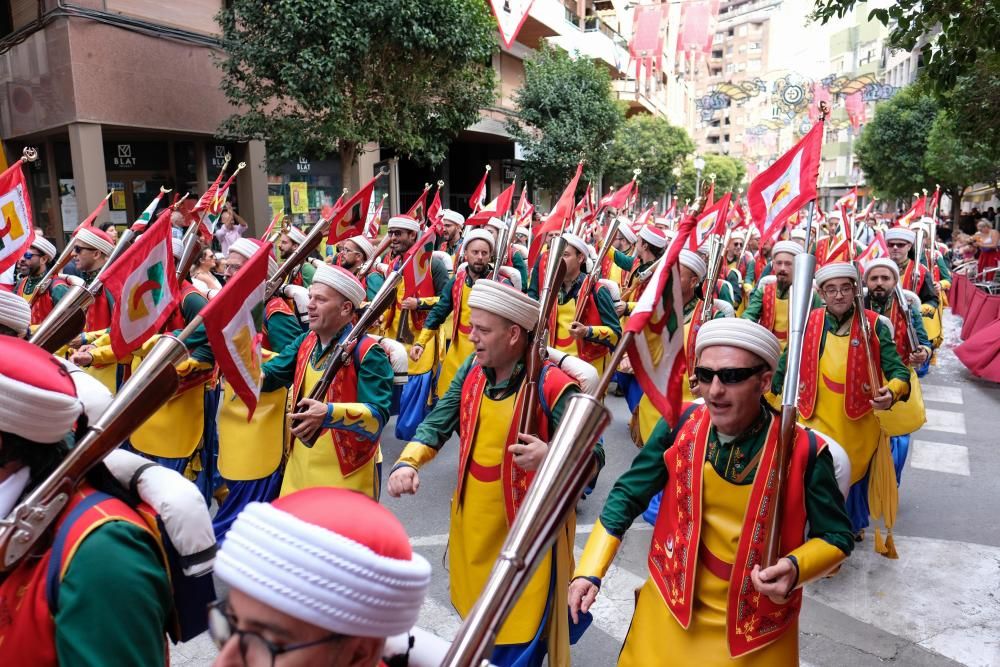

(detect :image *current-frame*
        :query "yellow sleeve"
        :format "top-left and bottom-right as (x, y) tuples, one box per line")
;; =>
(175, 358), (213, 377)
(414, 328), (435, 348)
(573, 519), (622, 580)
(90, 332), (112, 347)
(325, 403), (381, 439)
(787, 538), (847, 587)
(88, 344), (122, 367)
(887, 377), (910, 404)
(396, 442), (438, 470)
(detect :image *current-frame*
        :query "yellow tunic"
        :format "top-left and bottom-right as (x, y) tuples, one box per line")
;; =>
(217, 381), (290, 480)
(773, 295), (790, 351)
(799, 333), (881, 485)
(619, 463), (798, 666)
(84, 364), (118, 396)
(280, 356), (377, 497)
(554, 297), (608, 376)
(449, 392), (551, 644)
(434, 286), (474, 396)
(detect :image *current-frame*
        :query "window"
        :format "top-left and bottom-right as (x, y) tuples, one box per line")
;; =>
(724, 134), (730, 142)
(748, 41), (761, 51)
(726, 63), (736, 74)
(711, 68), (722, 76)
(708, 136), (720, 145)
(738, 44), (747, 53)
(712, 49), (724, 59)
(751, 22), (763, 32)
(748, 59), (762, 71)
(728, 28), (734, 37)
(713, 32), (724, 44)
(711, 119), (721, 128)
(727, 45), (734, 55)
(736, 62), (746, 72)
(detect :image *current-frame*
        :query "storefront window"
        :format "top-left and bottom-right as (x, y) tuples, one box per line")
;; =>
(267, 157), (343, 227)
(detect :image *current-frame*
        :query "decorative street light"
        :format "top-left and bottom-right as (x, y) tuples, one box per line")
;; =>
(694, 155), (706, 199)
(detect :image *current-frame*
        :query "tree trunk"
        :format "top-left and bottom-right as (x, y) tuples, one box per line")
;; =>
(339, 142), (359, 193)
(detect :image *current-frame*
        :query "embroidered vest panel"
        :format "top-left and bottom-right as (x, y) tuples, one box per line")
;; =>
(263, 296), (295, 351)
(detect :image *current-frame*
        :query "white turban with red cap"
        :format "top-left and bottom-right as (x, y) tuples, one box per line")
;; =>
(0, 337), (84, 443)
(75, 227), (115, 257)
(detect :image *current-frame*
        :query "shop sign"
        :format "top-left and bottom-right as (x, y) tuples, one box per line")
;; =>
(113, 144), (137, 168)
(210, 145), (230, 169)
(296, 157), (312, 174)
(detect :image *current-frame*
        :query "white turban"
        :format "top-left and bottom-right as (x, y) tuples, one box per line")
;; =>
(346, 235), (375, 260)
(562, 232), (589, 257)
(639, 225), (667, 249)
(387, 216), (420, 233)
(617, 224), (637, 244)
(884, 227), (915, 245)
(815, 262), (858, 285)
(487, 217), (506, 231)
(770, 240), (803, 258)
(284, 226), (307, 246)
(464, 228), (495, 253)
(230, 238), (279, 279)
(468, 279), (539, 331)
(75, 228), (115, 256)
(312, 264), (366, 307)
(216, 488), (431, 639)
(790, 228), (807, 241)
(863, 257), (899, 281)
(679, 249), (707, 280)
(0, 337), (84, 443)
(440, 209), (465, 227)
(31, 237), (57, 260)
(515, 226), (530, 239)
(0, 290), (31, 337)
(695, 318), (781, 370)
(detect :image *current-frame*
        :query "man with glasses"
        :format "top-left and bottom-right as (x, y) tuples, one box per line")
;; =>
(571, 318), (853, 665)
(437, 208), (465, 262)
(885, 226), (940, 352)
(772, 262), (910, 546)
(723, 230), (755, 312)
(211, 486), (431, 667)
(336, 234), (384, 300)
(13, 236), (66, 324)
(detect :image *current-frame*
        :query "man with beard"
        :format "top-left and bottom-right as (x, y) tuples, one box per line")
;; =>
(438, 209), (465, 262)
(278, 226), (315, 288)
(336, 234), (384, 299)
(741, 240), (821, 351)
(14, 236), (66, 324)
(886, 226), (942, 351)
(410, 229), (502, 397)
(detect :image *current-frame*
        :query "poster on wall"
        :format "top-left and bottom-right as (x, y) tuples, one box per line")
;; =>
(59, 179), (78, 232)
(289, 182), (309, 214)
(108, 181), (128, 227)
(268, 195), (285, 219)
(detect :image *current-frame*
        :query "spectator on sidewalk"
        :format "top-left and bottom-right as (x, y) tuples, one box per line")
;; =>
(214, 203), (248, 255)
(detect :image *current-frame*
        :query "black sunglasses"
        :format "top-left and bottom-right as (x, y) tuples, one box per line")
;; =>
(694, 364), (768, 385)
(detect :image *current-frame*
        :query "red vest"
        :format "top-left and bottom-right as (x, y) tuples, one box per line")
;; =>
(291, 331), (380, 475)
(798, 307), (883, 420)
(901, 260), (928, 296)
(649, 405), (817, 657)
(457, 361), (576, 523)
(162, 281), (202, 333)
(549, 278), (611, 363)
(0, 485), (166, 667)
(84, 290), (112, 332)
(885, 298), (913, 360)
(758, 281), (787, 341)
(15, 276), (66, 325)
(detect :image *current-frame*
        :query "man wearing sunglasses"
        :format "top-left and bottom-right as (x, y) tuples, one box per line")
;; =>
(885, 226), (939, 313)
(571, 318), (853, 665)
(772, 262), (910, 545)
(212, 486), (432, 667)
(13, 236), (66, 324)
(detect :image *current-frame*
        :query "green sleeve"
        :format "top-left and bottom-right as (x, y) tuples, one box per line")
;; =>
(598, 417), (672, 538)
(512, 252), (528, 293)
(743, 258), (756, 287)
(300, 261), (316, 288)
(717, 280), (737, 306)
(585, 285), (622, 348)
(917, 272), (938, 309)
(365, 272), (385, 301)
(51, 282), (70, 303)
(804, 446), (855, 555)
(758, 261), (772, 281)
(423, 276), (456, 331)
(772, 345), (789, 395)
(909, 301), (931, 348)
(55, 522), (170, 667)
(613, 249), (635, 271)
(527, 255), (542, 300)
(875, 318), (910, 384)
(936, 255), (951, 281)
(431, 256), (449, 295)
(261, 331), (310, 392)
(741, 286), (764, 322)
(355, 342), (394, 434)
(265, 310), (302, 353)
(175, 291), (214, 364)
(726, 268), (741, 299)
(411, 354), (474, 449)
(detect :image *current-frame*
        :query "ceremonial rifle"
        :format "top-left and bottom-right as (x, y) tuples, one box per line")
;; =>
(911, 226), (926, 294)
(895, 284), (921, 357)
(571, 213), (622, 323)
(358, 235), (392, 276)
(290, 239), (421, 447)
(490, 213), (514, 282)
(701, 225), (733, 323)
(0, 323), (200, 572)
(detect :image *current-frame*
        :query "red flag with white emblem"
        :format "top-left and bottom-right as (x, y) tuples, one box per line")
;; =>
(0, 160), (35, 276)
(326, 172), (385, 245)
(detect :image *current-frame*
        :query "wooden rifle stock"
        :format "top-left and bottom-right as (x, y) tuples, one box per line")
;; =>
(853, 287), (881, 398)
(763, 407), (799, 566)
(265, 216), (335, 300)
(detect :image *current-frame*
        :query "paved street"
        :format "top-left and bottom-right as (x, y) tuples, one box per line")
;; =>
(171, 311), (1000, 666)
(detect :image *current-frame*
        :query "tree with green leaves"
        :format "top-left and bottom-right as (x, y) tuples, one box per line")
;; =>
(675, 154), (746, 203)
(811, 0), (1000, 92)
(854, 87), (938, 201)
(506, 43), (624, 197)
(215, 0), (497, 187)
(925, 110), (999, 223)
(605, 115), (695, 204)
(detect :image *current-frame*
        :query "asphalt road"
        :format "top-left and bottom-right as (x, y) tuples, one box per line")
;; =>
(172, 310), (1000, 666)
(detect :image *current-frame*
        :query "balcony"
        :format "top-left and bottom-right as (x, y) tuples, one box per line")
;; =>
(512, 0), (566, 48)
(613, 79), (671, 117)
(549, 14), (629, 75)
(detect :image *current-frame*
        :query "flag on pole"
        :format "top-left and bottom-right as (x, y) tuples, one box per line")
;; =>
(514, 183), (534, 226)
(625, 212), (699, 426)
(427, 185), (443, 224)
(597, 180), (635, 213)
(201, 240), (270, 419)
(747, 119), (823, 243)
(703, 179), (715, 207)
(402, 224), (440, 300)
(469, 166), (491, 214)
(897, 195), (926, 227)
(406, 184), (431, 223)
(575, 183), (594, 224)
(688, 192), (732, 250)
(261, 209), (285, 240)
(467, 181), (515, 226)
(326, 172), (384, 245)
(858, 232), (889, 263)
(0, 160), (35, 276)
(528, 162), (583, 267)
(130, 190), (168, 233)
(365, 194), (387, 238)
(101, 214), (180, 358)
(835, 187), (858, 211)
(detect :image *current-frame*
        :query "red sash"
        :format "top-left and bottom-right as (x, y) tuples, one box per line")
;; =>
(84, 290), (112, 331)
(887, 298), (913, 360)
(759, 281), (777, 331)
(901, 260), (928, 296)
(798, 308), (883, 420)
(648, 406), (815, 657)
(291, 331), (380, 475)
(456, 361), (575, 522)
(684, 300), (714, 378)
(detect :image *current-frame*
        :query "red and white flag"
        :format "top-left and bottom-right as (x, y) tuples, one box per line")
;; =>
(365, 193), (387, 238)
(201, 240), (271, 418)
(529, 162), (583, 267)
(261, 209), (285, 240)
(406, 183), (431, 223)
(858, 232), (890, 263)
(897, 195), (926, 227)
(747, 119), (823, 243)
(0, 161), (35, 276)
(467, 181), (515, 227)
(469, 166), (491, 214)
(514, 184), (534, 226)
(402, 224), (440, 300)
(102, 213), (180, 358)
(626, 211), (699, 426)
(835, 187), (858, 212)
(597, 180), (635, 213)
(326, 172), (385, 245)
(427, 185), (443, 224)
(688, 192), (731, 251)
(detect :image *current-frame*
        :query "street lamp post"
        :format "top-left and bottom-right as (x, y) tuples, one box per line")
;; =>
(694, 155), (706, 199)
